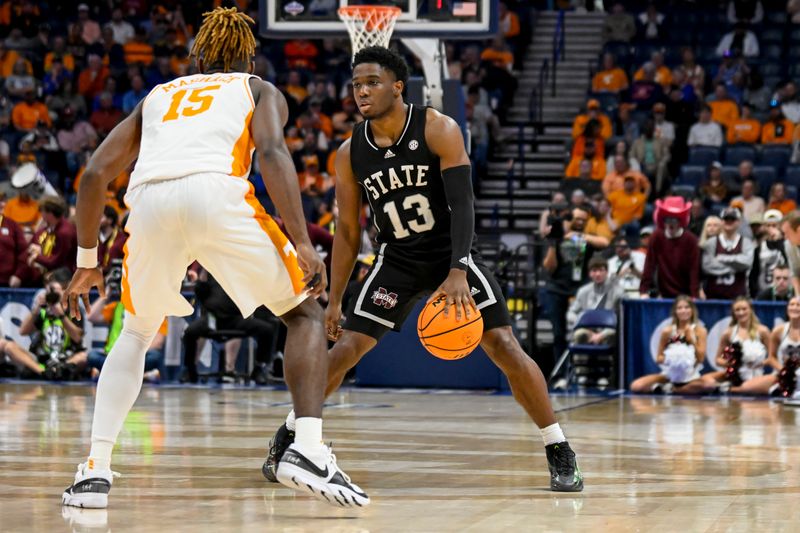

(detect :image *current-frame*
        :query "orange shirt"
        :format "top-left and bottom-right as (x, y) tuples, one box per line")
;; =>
(286, 85), (308, 105)
(501, 12), (520, 38)
(44, 52), (75, 72)
(608, 190), (646, 225)
(0, 50), (31, 77)
(565, 156), (606, 180)
(592, 68), (629, 93)
(11, 101), (52, 131)
(634, 65), (672, 88)
(726, 118), (761, 144)
(761, 120), (794, 144)
(769, 199), (797, 215)
(585, 216), (616, 240)
(572, 113), (613, 140)
(709, 100), (739, 129)
(78, 66), (110, 99)
(480, 48), (514, 70)
(602, 170), (649, 196)
(3, 196), (40, 227)
(123, 41), (154, 66)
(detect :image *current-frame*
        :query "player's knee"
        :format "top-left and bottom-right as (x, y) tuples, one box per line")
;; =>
(482, 328), (527, 372)
(282, 298), (324, 326)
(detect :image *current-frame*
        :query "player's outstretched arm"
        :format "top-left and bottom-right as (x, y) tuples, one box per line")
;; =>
(425, 109), (476, 322)
(326, 139), (362, 338)
(249, 79), (326, 297)
(64, 102), (142, 318)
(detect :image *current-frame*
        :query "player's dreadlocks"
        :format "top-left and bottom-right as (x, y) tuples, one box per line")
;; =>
(190, 7), (256, 73)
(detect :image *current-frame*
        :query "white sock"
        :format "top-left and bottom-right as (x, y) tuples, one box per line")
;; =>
(88, 313), (162, 470)
(541, 423), (566, 446)
(285, 409), (296, 432)
(294, 417), (325, 463)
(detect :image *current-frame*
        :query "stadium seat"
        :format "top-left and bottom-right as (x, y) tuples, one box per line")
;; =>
(791, 28), (800, 42)
(590, 92), (619, 117)
(760, 145), (792, 171)
(753, 166), (778, 192)
(764, 45), (783, 60)
(761, 28), (784, 44)
(760, 62), (784, 77)
(670, 184), (696, 199)
(787, 185), (799, 201)
(678, 165), (706, 188)
(724, 145), (757, 166)
(785, 166), (800, 189)
(688, 146), (721, 166)
(560, 309), (618, 389)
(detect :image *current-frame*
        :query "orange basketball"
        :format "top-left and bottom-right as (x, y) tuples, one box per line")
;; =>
(417, 295), (484, 360)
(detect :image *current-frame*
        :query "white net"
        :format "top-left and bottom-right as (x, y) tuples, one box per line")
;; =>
(338, 6), (401, 57)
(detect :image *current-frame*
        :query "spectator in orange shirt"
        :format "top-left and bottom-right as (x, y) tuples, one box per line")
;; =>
(708, 84), (740, 129)
(90, 92), (123, 138)
(634, 51), (672, 90)
(566, 148), (607, 181)
(307, 98), (333, 140)
(498, 1), (520, 39)
(0, 41), (29, 78)
(123, 27), (154, 66)
(608, 175), (647, 227)
(602, 155), (651, 197)
(761, 104), (794, 144)
(78, 54), (109, 101)
(592, 53), (629, 94)
(285, 70), (307, 106)
(2, 190), (40, 228)
(12, 90), (52, 132)
(768, 182), (797, 214)
(572, 99), (613, 140)
(284, 39), (319, 71)
(566, 120), (605, 178)
(727, 103), (761, 144)
(480, 36), (514, 72)
(44, 36), (76, 73)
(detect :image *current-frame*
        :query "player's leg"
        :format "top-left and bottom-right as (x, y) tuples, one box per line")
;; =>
(62, 313), (164, 509)
(195, 178), (368, 507)
(63, 179), (195, 509)
(469, 260), (583, 492)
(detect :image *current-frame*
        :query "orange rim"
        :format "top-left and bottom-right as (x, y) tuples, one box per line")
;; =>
(338, 5), (401, 31)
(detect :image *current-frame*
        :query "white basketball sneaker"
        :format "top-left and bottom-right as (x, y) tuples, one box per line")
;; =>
(62, 462), (120, 509)
(276, 443), (370, 508)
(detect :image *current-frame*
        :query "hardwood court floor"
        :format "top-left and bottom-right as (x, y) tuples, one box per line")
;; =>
(2, 383), (800, 532)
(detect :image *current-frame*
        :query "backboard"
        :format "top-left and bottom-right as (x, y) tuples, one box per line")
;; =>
(260, 0), (497, 39)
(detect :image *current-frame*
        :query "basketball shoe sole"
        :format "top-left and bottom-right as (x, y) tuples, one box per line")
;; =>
(276, 445), (370, 508)
(62, 463), (116, 509)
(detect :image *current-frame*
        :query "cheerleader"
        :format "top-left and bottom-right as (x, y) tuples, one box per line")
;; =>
(631, 295), (708, 394)
(684, 297), (769, 394)
(730, 296), (800, 395)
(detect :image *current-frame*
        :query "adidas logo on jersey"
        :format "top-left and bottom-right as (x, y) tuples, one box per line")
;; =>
(470, 287), (480, 296)
(384, 149), (395, 159)
(458, 256), (471, 266)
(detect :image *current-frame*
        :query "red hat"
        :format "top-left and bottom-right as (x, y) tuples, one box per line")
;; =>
(654, 196), (691, 228)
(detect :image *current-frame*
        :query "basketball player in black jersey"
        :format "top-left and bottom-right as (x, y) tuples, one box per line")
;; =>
(265, 47), (583, 492)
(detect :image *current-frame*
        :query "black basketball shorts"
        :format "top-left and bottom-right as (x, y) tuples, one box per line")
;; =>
(343, 244), (512, 341)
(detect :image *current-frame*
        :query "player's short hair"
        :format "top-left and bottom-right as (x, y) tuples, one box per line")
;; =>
(784, 209), (800, 230)
(353, 46), (409, 85)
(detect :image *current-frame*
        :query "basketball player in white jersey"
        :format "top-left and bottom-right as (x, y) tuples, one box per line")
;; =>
(61, 8), (368, 509)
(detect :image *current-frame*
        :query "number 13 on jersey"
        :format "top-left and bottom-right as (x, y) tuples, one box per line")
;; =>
(383, 193), (435, 239)
(162, 85), (221, 122)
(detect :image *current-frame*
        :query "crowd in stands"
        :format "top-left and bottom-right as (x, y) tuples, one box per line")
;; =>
(0, 1), (525, 382)
(544, 0), (800, 392)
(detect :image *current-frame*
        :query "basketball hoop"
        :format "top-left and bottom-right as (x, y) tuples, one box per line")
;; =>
(338, 5), (401, 57)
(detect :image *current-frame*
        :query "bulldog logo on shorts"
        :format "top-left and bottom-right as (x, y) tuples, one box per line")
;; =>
(371, 287), (398, 309)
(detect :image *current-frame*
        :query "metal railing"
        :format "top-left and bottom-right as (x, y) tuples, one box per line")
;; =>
(551, 10), (566, 97)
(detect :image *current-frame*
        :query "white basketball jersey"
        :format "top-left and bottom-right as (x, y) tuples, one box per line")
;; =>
(129, 72), (258, 190)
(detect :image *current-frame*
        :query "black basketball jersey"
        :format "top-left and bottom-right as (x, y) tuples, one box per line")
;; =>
(350, 104), (459, 260)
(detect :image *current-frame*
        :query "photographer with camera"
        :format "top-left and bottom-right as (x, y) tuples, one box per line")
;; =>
(86, 259), (163, 381)
(7, 278), (88, 379)
(542, 204), (610, 369)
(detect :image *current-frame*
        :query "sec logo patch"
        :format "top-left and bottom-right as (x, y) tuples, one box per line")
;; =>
(408, 140), (419, 150)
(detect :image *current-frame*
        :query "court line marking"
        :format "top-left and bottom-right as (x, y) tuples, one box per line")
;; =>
(553, 390), (624, 413)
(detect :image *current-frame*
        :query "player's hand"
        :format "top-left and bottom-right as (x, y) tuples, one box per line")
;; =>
(325, 301), (343, 341)
(656, 353), (665, 364)
(62, 267), (105, 320)
(296, 242), (328, 299)
(429, 269), (476, 323)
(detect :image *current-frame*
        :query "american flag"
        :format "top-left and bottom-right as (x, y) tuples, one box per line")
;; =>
(453, 2), (478, 16)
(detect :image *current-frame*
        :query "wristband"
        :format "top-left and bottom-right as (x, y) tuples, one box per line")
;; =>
(77, 246), (99, 269)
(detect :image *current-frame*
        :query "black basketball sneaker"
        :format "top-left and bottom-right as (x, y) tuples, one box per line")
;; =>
(262, 423), (295, 482)
(276, 443), (370, 508)
(545, 441), (584, 492)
